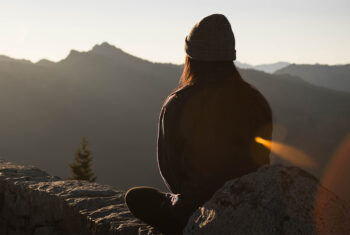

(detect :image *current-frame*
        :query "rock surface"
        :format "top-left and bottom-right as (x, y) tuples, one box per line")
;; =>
(0, 160), (158, 234)
(2, 160), (349, 235)
(184, 164), (350, 234)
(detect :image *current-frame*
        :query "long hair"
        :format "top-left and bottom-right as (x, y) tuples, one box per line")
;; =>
(164, 56), (244, 104)
(178, 56), (243, 89)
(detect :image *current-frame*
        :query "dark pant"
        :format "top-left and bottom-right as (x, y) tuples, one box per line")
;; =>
(124, 187), (198, 234)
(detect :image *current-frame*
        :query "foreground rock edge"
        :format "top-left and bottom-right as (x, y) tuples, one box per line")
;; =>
(184, 164), (350, 234)
(1, 160), (349, 235)
(0, 160), (158, 234)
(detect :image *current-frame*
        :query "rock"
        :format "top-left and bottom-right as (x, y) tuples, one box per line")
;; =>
(3, 160), (349, 235)
(0, 160), (159, 234)
(184, 164), (350, 234)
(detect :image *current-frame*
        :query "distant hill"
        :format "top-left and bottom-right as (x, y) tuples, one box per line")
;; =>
(0, 43), (349, 201)
(234, 61), (254, 70)
(235, 61), (289, 73)
(0, 42), (181, 189)
(275, 63), (350, 93)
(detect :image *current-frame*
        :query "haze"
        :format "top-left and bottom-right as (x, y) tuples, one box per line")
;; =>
(0, 0), (349, 65)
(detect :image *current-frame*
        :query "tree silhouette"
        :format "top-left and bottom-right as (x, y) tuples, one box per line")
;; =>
(68, 136), (97, 182)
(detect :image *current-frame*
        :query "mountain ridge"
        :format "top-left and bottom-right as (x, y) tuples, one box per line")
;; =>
(275, 63), (350, 92)
(2, 42), (347, 70)
(0, 42), (349, 202)
(235, 61), (290, 73)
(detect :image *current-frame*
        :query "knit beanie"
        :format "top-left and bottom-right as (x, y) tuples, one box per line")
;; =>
(185, 14), (236, 61)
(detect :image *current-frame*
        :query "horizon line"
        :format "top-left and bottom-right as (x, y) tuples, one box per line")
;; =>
(1, 41), (349, 67)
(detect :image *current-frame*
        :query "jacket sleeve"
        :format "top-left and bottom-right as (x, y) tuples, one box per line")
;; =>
(157, 94), (185, 194)
(157, 91), (212, 203)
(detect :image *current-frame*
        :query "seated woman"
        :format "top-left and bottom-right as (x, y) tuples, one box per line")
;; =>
(125, 14), (272, 233)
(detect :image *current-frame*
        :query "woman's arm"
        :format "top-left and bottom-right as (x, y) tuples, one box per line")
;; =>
(157, 94), (185, 194)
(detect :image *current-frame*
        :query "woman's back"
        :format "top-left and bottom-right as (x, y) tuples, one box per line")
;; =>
(158, 76), (272, 203)
(180, 78), (271, 171)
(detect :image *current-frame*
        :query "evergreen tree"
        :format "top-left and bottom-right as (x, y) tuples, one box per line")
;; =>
(68, 136), (97, 182)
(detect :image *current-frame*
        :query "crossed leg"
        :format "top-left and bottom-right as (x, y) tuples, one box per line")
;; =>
(124, 186), (197, 234)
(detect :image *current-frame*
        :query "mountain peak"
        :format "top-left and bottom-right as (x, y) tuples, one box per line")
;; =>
(58, 42), (144, 65)
(36, 59), (55, 66)
(90, 42), (124, 57)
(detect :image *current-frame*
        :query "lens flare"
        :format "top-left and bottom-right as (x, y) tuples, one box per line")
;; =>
(314, 135), (350, 233)
(318, 135), (350, 203)
(255, 136), (317, 168)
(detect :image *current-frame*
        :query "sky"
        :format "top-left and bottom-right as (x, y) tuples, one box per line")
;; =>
(0, 0), (349, 65)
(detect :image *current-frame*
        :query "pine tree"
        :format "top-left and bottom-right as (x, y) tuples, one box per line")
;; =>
(68, 136), (97, 182)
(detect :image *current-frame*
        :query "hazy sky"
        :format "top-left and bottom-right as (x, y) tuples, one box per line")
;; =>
(0, 0), (349, 65)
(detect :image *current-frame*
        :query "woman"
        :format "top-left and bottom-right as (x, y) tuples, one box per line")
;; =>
(125, 14), (272, 233)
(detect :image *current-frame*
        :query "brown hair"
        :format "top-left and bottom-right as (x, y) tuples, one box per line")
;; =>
(163, 56), (244, 105)
(178, 56), (243, 88)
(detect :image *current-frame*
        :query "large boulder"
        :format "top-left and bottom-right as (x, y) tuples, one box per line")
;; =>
(184, 164), (350, 234)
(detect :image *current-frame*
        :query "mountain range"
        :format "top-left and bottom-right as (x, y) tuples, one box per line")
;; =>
(275, 63), (350, 93)
(236, 61), (350, 93)
(235, 61), (290, 73)
(0, 42), (349, 201)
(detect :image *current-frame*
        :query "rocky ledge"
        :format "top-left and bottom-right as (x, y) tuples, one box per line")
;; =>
(0, 160), (156, 234)
(1, 160), (349, 235)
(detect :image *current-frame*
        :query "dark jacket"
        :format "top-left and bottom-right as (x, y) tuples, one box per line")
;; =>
(157, 77), (272, 205)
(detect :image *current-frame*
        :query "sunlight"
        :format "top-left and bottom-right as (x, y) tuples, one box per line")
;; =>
(255, 136), (317, 168)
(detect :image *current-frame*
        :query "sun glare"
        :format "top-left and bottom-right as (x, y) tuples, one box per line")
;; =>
(255, 136), (317, 168)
